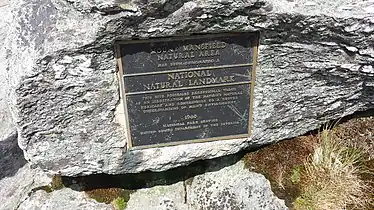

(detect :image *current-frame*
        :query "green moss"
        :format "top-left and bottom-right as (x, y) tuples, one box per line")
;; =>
(291, 166), (302, 184)
(113, 197), (127, 210)
(86, 188), (132, 209)
(39, 186), (53, 193)
(86, 188), (119, 203)
(51, 175), (64, 190)
(293, 197), (315, 210)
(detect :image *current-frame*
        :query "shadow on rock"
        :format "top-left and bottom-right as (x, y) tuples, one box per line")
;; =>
(0, 131), (27, 180)
(61, 151), (250, 191)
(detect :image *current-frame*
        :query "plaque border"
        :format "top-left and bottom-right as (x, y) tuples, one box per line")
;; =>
(115, 32), (259, 150)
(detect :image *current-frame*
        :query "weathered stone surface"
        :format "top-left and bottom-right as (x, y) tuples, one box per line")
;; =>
(12, 159), (286, 210)
(0, 162), (51, 210)
(3, 0), (374, 175)
(17, 188), (112, 210)
(0, 117), (50, 210)
(125, 160), (286, 210)
(1, 5), (50, 210)
(126, 182), (188, 210)
(0, 0), (8, 7)
(187, 160), (287, 210)
(0, 2), (14, 141)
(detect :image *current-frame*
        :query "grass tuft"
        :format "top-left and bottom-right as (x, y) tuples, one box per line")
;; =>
(243, 117), (374, 209)
(294, 129), (373, 210)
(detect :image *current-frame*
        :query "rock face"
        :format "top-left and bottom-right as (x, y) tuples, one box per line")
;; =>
(17, 188), (112, 210)
(16, 160), (287, 210)
(0, 2), (14, 141)
(0, 160), (51, 210)
(0, 4), (52, 210)
(127, 160), (287, 210)
(2, 0), (374, 175)
(126, 182), (188, 210)
(186, 160), (287, 210)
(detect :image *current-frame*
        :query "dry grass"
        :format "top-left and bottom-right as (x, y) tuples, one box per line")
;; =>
(294, 128), (373, 210)
(244, 116), (374, 209)
(243, 135), (317, 206)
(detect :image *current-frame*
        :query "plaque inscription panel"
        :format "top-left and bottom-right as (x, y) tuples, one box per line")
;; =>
(116, 33), (259, 149)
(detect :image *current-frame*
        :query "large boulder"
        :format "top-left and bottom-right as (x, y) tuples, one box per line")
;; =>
(0, 4), (52, 210)
(3, 0), (374, 176)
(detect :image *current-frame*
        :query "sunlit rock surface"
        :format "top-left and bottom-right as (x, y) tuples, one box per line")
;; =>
(2, 0), (374, 175)
(17, 188), (112, 210)
(16, 159), (287, 210)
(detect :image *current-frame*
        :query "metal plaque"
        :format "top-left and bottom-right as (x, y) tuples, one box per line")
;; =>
(115, 33), (259, 149)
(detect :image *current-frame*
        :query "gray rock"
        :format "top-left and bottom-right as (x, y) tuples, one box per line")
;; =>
(0, 122), (50, 210)
(125, 160), (286, 210)
(186, 160), (287, 210)
(0, 6), (50, 210)
(13, 159), (286, 210)
(0, 0), (8, 7)
(3, 0), (374, 175)
(126, 182), (188, 210)
(17, 188), (112, 210)
(0, 162), (51, 210)
(0, 2), (14, 141)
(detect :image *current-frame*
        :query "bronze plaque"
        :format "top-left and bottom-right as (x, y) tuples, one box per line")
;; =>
(116, 33), (259, 149)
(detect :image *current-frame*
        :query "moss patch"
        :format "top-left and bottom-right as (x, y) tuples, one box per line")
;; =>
(112, 197), (127, 210)
(50, 175), (64, 190)
(85, 188), (132, 209)
(291, 166), (303, 184)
